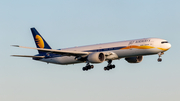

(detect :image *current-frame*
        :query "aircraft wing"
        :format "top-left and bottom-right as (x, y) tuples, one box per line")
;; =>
(11, 55), (45, 58)
(12, 45), (90, 56)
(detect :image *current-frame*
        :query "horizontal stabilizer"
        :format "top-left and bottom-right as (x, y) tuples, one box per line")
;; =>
(11, 55), (45, 58)
(12, 45), (90, 56)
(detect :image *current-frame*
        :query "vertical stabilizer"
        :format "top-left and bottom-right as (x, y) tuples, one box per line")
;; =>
(31, 28), (51, 54)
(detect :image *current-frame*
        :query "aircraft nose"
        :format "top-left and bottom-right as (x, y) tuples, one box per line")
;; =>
(167, 43), (171, 49)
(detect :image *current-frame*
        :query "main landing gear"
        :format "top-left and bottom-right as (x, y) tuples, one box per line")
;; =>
(104, 60), (115, 71)
(82, 60), (116, 71)
(158, 52), (164, 62)
(82, 62), (94, 71)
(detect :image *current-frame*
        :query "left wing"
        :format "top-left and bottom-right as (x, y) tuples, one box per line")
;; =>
(12, 45), (90, 56)
(11, 55), (45, 58)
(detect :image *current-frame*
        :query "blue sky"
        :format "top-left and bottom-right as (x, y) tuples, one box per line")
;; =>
(1, 0), (180, 101)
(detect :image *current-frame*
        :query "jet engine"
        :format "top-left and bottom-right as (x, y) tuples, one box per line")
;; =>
(125, 56), (143, 63)
(87, 52), (105, 63)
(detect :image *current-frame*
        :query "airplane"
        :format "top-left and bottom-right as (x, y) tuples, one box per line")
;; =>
(12, 28), (171, 71)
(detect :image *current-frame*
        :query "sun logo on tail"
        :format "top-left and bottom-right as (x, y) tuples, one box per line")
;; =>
(35, 35), (44, 48)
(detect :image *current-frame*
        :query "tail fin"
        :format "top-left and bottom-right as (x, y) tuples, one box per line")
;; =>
(31, 28), (51, 54)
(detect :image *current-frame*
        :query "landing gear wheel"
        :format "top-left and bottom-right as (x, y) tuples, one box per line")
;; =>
(112, 65), (115, 68)
(82, 67), (87, 71)
(107, 66), (112, 69)
(87, 65), (91, 69)
(104, 67), (107, 71)
(90, 65), (94, 69)
(104, 67), (109, 71)
(158, 58), (162, 62)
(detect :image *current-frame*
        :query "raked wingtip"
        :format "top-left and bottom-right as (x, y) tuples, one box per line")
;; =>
(12, 45), (20, 47)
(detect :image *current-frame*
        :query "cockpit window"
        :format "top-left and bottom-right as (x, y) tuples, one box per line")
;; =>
(161, 41), (168, 44)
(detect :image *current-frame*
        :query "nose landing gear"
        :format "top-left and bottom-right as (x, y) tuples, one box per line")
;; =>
(104, 60), (115, 71)
(157, 52), (164, 62)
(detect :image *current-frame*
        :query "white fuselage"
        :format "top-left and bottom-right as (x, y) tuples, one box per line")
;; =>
(37, 38), (171, 65)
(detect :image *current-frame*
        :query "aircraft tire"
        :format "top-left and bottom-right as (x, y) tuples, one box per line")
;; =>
(104, 67), (109, 71)
(104, 67), (107, 71)
(91, 65), (94, 69)
(158, 58), (162, 62)
(82, 67), (87, 71)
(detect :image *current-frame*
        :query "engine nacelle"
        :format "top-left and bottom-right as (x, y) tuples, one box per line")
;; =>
(125, 56), (143, 63)
(87, 52), (105, 63)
